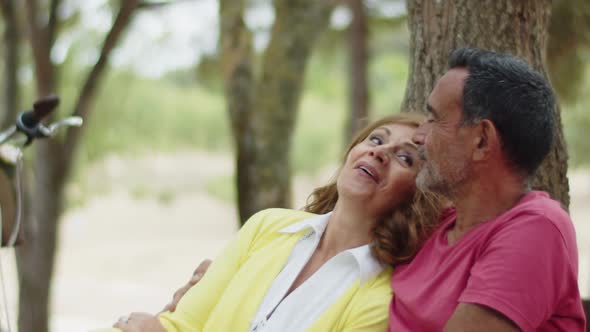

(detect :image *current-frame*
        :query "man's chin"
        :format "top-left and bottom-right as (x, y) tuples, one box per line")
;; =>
(415, 170), (432, 191)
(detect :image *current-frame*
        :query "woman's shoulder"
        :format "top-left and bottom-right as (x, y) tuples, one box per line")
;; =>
(361, 266), (393, 294)
(244, 208), (318, 237)
(353, 266), (394, 308)
(335, 267), (393, 330)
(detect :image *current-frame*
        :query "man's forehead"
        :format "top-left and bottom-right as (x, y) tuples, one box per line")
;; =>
(429, 68), (468, 111)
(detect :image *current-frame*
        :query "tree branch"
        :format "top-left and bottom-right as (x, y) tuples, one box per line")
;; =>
(62, 0), (140, 170)
(25, 0), (57, 96)
(47, 0), (60, 48)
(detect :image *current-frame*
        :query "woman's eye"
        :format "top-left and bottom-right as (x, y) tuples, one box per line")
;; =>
(399, 154), (414, 167)
(369, 135), (382, 145)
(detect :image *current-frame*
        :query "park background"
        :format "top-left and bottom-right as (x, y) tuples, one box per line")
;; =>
(0, 0), (588, 331)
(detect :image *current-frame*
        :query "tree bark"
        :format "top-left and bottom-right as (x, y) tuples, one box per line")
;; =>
(0, 0), (20, 128)
(220, 0), (334, 224)
(345, 0), (370, 143)
(219, 0), (256, 225)
(403, 0), (569, 207)
(16, 1), (139, 331)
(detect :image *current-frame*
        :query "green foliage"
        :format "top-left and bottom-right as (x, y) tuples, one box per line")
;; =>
(370, 52), (409, 116)
(547, 0), (590, 103)
(563, 64), (590, 168)
(74, 69), (230, 167)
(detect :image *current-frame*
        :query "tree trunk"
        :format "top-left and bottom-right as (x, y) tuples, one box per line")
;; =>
(345, 0), (370, 143)
(220, 0), (334, 224)
(219, 0), (256, 225)
(17, 1), (61, 329)
(16, 1), (140, 331)
(0, 0), (20, 128)
(16, 143), (65, 332)
(403, 0), (569, 207)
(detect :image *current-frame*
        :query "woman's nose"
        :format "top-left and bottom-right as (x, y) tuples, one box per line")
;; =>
(369, 146), (389, 164)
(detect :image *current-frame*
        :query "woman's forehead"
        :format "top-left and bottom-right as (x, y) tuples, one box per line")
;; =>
(372, 123), (417, 136)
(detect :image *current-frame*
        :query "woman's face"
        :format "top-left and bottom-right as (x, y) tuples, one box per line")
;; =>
(337, 123), (421, 218)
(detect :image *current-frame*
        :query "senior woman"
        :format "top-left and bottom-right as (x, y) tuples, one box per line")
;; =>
(101, 113), (442, 332)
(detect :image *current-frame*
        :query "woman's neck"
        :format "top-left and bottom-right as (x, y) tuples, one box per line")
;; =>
(318, 200), (376, 255)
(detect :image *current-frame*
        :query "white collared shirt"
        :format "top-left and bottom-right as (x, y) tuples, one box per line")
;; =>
(248, 212), (383, 332)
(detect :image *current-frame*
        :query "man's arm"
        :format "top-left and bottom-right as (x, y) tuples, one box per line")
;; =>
(444, 303), (520, 332)
(451, 214), (579, 331)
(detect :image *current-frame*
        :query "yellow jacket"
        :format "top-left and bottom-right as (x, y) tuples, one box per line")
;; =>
(100, 208), (393, 332)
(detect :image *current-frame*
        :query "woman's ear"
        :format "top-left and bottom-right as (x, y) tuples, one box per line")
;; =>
(472, 119), (499, 161)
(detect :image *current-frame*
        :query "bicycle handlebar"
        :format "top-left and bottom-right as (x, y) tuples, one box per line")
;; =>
(16, 94), (60, 145)
(20, 94), (59, 128)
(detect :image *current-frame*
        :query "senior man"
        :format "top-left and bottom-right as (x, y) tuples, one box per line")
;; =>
(389, 48), (585, 331)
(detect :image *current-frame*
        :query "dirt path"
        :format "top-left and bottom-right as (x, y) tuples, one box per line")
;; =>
(0, 151), (588, 331)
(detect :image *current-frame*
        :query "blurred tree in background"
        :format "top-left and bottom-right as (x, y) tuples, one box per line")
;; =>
(7, 1), (141, 331)
(0, 0), (20, 129)
(220, 0), (334, 224)
(345, 0), (369, 144)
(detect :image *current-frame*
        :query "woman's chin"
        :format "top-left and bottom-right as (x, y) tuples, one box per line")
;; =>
(339, 186), (375, 201)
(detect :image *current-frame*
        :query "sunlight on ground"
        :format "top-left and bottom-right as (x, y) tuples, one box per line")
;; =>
(0, 151), (587, 331)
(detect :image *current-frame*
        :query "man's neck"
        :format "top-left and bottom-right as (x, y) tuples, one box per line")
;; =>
(449, 170), (527, 244)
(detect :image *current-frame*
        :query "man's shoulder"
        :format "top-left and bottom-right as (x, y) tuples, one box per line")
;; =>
(514, 190), (569, 219)
(504, 191), (573, 236)
(488, 191), (577, 254)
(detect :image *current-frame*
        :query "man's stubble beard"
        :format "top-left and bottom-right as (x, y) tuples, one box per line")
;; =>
(416, 155), (470, 199)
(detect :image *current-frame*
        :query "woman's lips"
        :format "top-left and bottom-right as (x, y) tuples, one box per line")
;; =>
(356, 162), (380, 183)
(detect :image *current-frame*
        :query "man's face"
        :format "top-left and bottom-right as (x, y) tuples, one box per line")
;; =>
(412, 68), (474, 196)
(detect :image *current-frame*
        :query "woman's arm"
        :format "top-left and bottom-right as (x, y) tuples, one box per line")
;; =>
(160, 260), (212, 313)
(96, 210), (270, 332)
(156, 210), (268, 331)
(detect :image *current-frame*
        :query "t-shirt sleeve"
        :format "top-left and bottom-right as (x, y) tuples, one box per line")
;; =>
(157, 209), (270, 332)
(459, 214), (574, 331)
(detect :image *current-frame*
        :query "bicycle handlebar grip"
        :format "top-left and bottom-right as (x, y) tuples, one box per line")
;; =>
(20, 94), (60, 128)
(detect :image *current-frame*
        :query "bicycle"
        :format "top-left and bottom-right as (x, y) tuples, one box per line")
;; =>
(0, 95), (83, 331)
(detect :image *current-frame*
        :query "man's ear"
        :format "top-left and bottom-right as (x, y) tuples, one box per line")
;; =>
(472, 119), (499, 161)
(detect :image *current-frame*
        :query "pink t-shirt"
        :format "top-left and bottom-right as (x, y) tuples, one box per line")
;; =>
(388, 191), (586, 332)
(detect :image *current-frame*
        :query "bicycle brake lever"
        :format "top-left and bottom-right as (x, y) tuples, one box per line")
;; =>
(38, 116), (84, 137)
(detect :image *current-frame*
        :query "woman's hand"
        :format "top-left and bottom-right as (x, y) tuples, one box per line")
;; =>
(113, 312), (165, 332)
(160, 259), (212, 313)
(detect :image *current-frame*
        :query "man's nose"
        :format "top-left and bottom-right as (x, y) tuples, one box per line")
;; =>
(412, 127), (426, 146)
